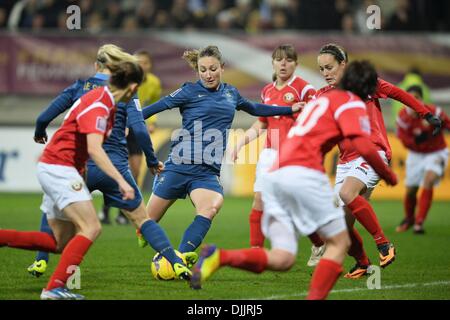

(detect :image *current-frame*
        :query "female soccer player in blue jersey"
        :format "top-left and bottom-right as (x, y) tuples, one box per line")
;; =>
(138, 46), (302, 255)
(28, 44), (192, 282)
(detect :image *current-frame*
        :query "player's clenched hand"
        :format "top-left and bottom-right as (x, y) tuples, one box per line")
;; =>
(119, 180), (135, 200)
(150, 161), (164, 175)
(34, 134), (48, 144)
(291, 102), (306, 113)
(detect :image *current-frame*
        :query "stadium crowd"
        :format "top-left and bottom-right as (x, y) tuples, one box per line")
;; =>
(1, 0), (450, 33)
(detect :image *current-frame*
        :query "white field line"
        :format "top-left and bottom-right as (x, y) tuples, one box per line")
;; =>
(247, 280), (450, 300)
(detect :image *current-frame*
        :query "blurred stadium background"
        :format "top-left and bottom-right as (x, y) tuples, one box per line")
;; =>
(1, 0), (450, 198)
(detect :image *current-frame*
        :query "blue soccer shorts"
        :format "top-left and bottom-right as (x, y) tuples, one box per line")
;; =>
(86, 165), (143, 210)
(152, 170), (223, 200)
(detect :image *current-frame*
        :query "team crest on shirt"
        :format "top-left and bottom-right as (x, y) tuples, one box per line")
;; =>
(71, 181), (83, 192)
(224, 90), (234, 103)
(283, 92), (295, 103)
(96, 116), (107, 133)
(157, 175), (165, 185)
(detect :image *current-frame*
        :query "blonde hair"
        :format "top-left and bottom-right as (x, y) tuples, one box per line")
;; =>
(182, 45), (224, 71)
(96, 44), (138, 70)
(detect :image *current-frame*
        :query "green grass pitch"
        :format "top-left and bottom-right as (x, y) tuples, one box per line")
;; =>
(0, 193), (449, 300)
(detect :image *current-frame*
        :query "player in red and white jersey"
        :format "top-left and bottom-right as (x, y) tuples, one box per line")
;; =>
(40, 86), (116, 174)
(316, 44), (442, 278)
(0, 61), (143, 300)
(191, 61), (397, 300)
(396, 86), (450, 234)
(229, 45), (325, 266)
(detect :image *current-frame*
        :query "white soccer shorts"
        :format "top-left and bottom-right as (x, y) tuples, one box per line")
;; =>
(261, 166), (347, 255)
(334, 151), (388, 207)
(253, 148), (278, 193)
(37, 162), (92, 221)
(405, 148), (449, 187)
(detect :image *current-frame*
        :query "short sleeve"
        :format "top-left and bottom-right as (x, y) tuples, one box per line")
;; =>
(334, 101), (370, 138)
(77, 104), (110, 135)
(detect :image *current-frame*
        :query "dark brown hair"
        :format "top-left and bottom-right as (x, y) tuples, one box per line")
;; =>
(339, 60), (378, 100)
(107, 61), (144, 89)
(319, 43), (348, 64)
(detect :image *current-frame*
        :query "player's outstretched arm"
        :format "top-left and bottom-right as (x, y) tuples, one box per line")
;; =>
(141, 100), (172, 120)
(383, 80), (430, 117)
(237, 99), (295, 116)
(385, 81), (442, 135)
(348, 135), (398, 186)
(87, 133), (135, 200)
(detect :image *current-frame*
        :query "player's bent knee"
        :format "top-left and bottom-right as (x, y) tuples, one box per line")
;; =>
(84, 223), (102, 241)
(202, 206), (220, 219)
(268, 249), (296, 271)
(339, 188), (357, 205)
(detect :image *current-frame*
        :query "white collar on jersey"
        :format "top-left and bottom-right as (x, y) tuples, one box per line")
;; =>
(273, 75), (297, 87)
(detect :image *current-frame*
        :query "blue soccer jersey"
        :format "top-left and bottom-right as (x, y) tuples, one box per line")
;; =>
(142, 80), (293, 175)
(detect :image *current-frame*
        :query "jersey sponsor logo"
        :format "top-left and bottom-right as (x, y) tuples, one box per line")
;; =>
(156, 174), (165, 185)
(133, 99), (142, 111)
(359, 116), (371, 134)
(198, 94), (206, 98)
(283, 92), (295, 103)
(71, 180), (83, 191)
(169, 88), (182, 97)
(96, 116), (107, 132)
